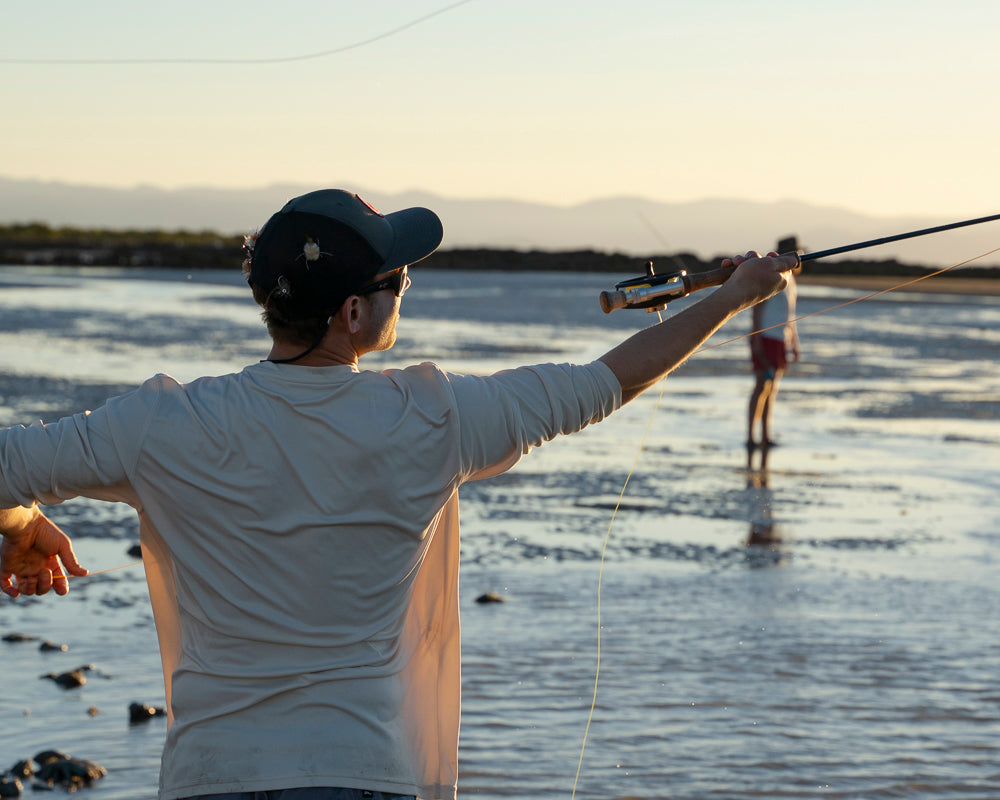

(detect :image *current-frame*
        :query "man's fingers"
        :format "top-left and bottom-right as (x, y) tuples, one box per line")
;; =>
(0, 533), (88, 599)
(776, 253), (800, 272)
(50, 559), (69, 596)
(58, 540), (88, 577)
(35, 566), (54, 596)
(0, 574), (19, 598)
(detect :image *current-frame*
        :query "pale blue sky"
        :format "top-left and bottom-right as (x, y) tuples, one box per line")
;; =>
(2, 0), (998, 217)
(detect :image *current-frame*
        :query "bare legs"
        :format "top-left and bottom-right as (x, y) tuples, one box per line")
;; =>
(747, 368), (783, 449)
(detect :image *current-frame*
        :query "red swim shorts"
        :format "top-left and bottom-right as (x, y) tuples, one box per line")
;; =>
(751, 336), (787, 373)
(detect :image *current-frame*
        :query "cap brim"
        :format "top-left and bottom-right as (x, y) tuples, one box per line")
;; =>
(382, 207), (444, 271)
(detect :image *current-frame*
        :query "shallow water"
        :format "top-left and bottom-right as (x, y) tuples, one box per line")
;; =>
(1, 266), (998, 799)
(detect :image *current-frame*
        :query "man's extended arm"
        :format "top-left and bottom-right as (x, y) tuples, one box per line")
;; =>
(0, 505), (87, 598)
(599, 253), (796, 403)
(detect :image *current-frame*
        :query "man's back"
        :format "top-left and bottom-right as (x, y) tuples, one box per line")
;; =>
(112, 362), (465, 798)
(87, 359), (618, 799)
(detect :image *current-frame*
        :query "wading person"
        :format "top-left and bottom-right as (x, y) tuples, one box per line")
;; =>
(0, 188), (795, 800)
(747, 237), (800, 450)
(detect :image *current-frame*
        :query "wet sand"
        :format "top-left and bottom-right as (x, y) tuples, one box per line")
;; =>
(1, 267), (999, 799)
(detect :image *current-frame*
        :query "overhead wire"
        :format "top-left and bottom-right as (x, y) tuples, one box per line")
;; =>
(0, 0), (476, 65)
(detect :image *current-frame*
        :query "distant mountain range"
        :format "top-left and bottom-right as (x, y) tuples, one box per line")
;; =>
(2, 176), (998, 267)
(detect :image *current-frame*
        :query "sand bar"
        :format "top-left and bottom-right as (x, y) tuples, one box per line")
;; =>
(798, 274), (1000, 296)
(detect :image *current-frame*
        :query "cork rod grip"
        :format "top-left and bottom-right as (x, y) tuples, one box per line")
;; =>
(682, 265), (737, 294)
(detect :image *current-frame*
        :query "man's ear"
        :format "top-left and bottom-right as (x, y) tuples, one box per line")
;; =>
(333, 295), (364, 335)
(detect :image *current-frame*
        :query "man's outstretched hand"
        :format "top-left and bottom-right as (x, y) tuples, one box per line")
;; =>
(0, 506), (88, 597)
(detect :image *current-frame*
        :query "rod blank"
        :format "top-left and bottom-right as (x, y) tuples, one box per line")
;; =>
(798, 212), (1000, 263)
(599, 211), (1000, 312)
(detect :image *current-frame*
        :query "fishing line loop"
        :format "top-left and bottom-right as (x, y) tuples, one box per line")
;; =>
(702, 247), (1000, 353)
(570, 245), (1000, 794)
(25, 245), (1000, 797)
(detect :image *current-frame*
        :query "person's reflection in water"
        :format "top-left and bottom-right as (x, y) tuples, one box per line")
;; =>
(745, 446), (786, 558)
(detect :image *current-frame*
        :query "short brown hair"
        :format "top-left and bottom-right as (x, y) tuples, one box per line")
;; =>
(246, 276), (332, 346)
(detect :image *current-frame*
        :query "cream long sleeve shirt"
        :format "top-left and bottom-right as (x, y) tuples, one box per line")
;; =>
(0, 359), (620, 799)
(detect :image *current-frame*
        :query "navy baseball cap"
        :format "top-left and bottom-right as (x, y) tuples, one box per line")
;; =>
(247, 189), (443, 318)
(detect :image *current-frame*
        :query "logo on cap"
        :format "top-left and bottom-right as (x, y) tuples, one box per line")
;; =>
(355, 194), (384, 217)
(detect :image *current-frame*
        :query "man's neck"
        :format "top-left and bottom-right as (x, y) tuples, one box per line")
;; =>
(265, 336), (360, 368)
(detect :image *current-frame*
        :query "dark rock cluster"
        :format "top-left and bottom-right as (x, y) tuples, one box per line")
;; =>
(2, 630), (167, 796)
(1, 751), (107, 794)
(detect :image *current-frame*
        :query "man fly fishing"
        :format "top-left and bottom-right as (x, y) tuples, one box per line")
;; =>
(0, 188), (793, 800)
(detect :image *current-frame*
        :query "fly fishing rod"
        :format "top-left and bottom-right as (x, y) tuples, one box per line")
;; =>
(599, 212), (1000, 313)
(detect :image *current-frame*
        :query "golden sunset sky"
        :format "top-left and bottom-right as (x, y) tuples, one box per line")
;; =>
(2, 0), (998, 219)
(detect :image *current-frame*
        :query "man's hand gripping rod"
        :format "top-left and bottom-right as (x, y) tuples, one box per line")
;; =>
(599, 212), (1000, 313)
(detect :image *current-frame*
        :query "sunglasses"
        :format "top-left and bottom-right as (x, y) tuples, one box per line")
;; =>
(356, 265), (410, 298)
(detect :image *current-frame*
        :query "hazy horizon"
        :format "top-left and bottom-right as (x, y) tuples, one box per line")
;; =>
(4, 174), (1000, 268)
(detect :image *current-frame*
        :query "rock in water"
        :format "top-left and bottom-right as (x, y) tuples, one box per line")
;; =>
(129, 702), (167, 723)
(6, 762), (32, 780)
(41, 669), (86, 689)
(1, 633), (37, 643)
(32, 752), (106, 791)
